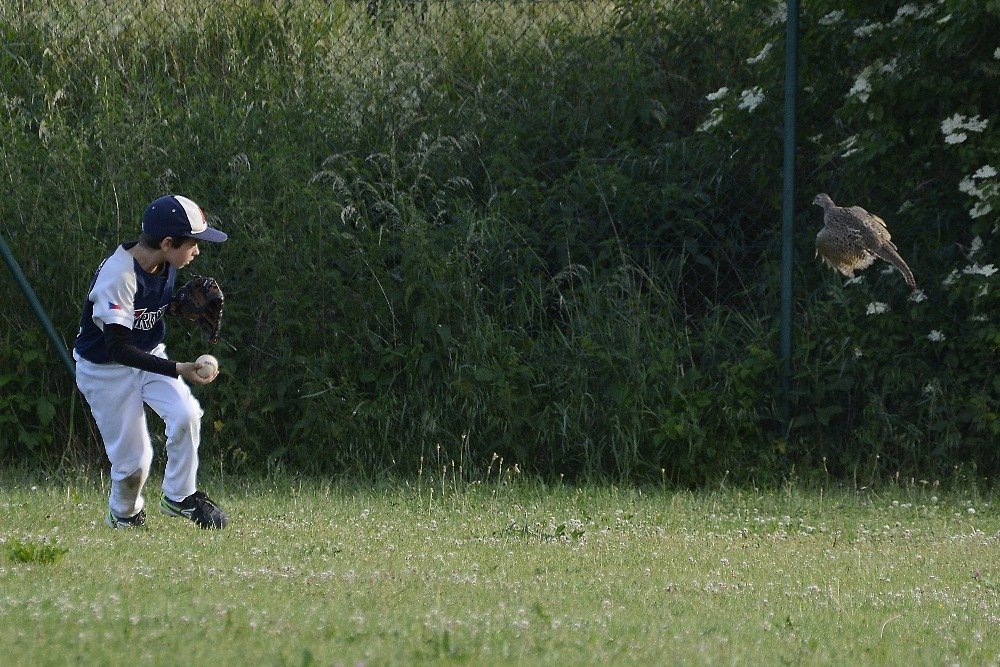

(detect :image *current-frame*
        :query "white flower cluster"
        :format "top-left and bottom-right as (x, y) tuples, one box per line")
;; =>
(706, 87), (729, 102)
(818, 10), (844, 25)
(854, 21), (883, 38)
(746, 43), (773, 65)
(940, 113), (988, 145)
(866, 302), (889, 315)
(738, 87), (765, 112)
(958, 165), (997, 219)
(927, 330), (946, 342)
(766, 3), (786, 26)
(848, 67), (873, 103)
(697, 108), (725, 133)
(890, 3), (938, 25)
(840, 134), (861, 159)
(697, 87), (765, 131)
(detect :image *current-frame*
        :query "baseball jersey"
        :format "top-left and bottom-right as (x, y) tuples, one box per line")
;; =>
(75, 242), (177, 364)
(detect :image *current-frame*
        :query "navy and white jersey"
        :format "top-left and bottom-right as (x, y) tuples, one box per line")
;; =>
(75, 242), (176, 364)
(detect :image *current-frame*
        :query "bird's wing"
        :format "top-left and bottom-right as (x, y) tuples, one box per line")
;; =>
(868, 213), (889, 229)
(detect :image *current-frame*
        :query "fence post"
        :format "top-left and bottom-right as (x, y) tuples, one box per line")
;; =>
(780, 0), (799, 437)
(0, 232), (76, 377)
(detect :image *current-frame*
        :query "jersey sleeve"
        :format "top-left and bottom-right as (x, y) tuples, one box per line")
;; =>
(88, 259), (137, 330)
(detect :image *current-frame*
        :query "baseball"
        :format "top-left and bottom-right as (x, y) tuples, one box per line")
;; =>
(195, 354), (218, 379)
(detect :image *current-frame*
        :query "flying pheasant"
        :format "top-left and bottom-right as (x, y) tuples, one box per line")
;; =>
(812, 193), (916, 289)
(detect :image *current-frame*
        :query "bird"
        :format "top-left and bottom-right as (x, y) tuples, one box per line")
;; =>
(812, 193), (916, 289)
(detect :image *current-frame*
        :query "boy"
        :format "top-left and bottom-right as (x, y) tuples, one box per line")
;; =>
(74, 194), (229, 529)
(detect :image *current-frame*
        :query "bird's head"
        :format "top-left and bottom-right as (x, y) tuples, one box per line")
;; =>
(812, 193), (834, 209)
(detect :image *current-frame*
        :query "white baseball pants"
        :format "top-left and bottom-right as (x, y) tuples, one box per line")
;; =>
(74, 343), (202, 518)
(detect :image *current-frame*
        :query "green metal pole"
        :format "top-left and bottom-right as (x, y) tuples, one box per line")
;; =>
(780, 0), (799, 437)
(0, 231), (76, 376)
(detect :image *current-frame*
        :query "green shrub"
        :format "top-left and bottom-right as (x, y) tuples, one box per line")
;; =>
(1, 0), (996, 484)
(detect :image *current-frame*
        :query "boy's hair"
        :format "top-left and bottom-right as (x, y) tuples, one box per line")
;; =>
(138, 233), (190, 249)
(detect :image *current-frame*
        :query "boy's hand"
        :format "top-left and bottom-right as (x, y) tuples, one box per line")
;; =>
(178, 361), (216, 385)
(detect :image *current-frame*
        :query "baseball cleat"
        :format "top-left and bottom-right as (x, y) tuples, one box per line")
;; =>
(159, 491), (229, 529)
(106, 508), (147, 529)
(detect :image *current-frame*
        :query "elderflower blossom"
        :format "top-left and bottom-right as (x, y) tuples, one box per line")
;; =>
(927, 330), (946, 342)
(819, 10), (845, 25)
(841, 134), (861, 158)
(697, 108), (725, 132)
(738, 87), (765, 112)
(909, 289), (928, 303)
(963, 263), (998, 277)
(747, 43), (774, 65)
(974, 165), (997, 179)
(970, 202), (993, 219)
(970, 236), (983, 257)
(959, 176), (981, 196)
(705, 87), (729, 101)
(848, 68), (873, 102)
(866, 302), (889, 315)
(941, 113), (988, 144)
(891, 4), (919, 25)
(854, 22), (883, 37)
(766, 3), (786, 26)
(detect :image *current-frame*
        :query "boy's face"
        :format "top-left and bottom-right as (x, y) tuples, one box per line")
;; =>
(163, 237), (200, 270)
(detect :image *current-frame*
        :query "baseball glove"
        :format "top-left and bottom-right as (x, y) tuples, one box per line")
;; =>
(169, 276), (224, 344)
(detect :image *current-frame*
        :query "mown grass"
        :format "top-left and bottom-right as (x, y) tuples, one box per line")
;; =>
(1, 471), (998, 665)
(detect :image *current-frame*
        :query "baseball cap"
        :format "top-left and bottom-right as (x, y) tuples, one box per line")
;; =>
(142, 195), (228, 243)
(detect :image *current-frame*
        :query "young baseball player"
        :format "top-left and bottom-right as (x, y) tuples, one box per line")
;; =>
(74, 194), (229, 529)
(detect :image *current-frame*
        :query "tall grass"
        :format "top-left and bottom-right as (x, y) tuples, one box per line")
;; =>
(2, 1), (996, 484)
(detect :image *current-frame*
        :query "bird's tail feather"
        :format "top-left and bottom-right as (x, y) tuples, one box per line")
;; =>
(874, 245), (916, 289)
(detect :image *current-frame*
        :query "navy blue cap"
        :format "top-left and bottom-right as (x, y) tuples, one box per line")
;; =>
(142, 195), (227, 243)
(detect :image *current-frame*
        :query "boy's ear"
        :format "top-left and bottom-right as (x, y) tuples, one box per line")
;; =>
(160, 236), (175, 250)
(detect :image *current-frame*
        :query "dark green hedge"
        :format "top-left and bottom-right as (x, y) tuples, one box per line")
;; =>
(1, 0), (997, 484)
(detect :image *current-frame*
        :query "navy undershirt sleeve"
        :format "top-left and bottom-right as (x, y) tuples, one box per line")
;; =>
(103, 323), (179, 377)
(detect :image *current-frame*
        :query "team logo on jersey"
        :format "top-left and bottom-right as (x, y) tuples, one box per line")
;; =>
(133, 305), (167, 331)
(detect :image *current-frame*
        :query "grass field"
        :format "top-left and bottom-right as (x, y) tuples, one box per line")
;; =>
(1, 472), (998, 665)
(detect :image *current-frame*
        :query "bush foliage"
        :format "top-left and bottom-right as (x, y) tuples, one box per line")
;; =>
(1, 0), (997, 484)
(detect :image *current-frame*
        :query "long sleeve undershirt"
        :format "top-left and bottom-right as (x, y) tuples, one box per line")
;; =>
(103, 323), (179, 377)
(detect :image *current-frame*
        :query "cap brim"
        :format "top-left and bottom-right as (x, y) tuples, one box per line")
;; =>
(188, 227), (228, 243)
